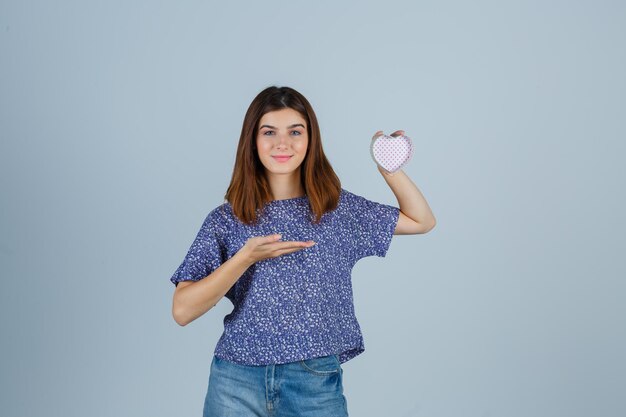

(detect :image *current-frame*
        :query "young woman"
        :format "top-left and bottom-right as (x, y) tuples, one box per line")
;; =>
(170, 86), (436, 417)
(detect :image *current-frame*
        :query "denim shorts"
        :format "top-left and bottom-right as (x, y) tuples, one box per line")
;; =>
(203, 353), (349, 417)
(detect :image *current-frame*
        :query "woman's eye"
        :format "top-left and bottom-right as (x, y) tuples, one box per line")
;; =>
(262, 131), (302, 136)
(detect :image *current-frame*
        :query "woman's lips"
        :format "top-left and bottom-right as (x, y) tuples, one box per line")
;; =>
(272, 156), (292, 163)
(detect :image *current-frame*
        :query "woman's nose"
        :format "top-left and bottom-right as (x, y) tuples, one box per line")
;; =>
(276, 133), (292, 145)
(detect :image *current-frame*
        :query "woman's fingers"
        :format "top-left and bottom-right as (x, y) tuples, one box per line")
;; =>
(373, 130), (406, 138)
(271, 240), (315, 249)
(259, 234), (314, 248)
(260, 233), (283, 243)
(245, 235), (315, 262)
(371, 130), (384, 141)
(266, 240), (315, 258)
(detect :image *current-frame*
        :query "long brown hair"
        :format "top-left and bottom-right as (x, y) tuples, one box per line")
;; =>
(224, 86), (341, 225)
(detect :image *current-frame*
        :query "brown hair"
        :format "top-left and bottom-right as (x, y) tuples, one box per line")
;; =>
(224, 86), (341, 225)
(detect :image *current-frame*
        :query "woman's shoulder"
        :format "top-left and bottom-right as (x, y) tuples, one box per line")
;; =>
(331, 188), (370, 219)
(201, 201), (233, 232)
(337, 187), (397, 216)
(338, 187), (366, 206)
(212, 201), (231, 216)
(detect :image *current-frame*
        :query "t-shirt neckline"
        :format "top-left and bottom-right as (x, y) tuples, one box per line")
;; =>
(267, 194), (308, 204)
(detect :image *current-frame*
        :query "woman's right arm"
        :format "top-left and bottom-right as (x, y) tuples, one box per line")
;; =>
(171, 233), (315, 326)
(172, 250), (253, 326)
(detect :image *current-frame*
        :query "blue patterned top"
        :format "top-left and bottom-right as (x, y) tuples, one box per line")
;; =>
(170, 188), (400, 365)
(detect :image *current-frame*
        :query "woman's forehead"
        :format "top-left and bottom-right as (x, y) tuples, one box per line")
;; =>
(259, 108), (306, 127)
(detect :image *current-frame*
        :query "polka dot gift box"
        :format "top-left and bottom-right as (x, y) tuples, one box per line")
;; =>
(370, 133), (414, 174)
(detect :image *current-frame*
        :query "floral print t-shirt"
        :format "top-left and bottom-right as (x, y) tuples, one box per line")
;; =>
(170, 188), (400, 365)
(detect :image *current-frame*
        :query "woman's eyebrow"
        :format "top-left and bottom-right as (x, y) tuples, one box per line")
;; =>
(259, 123), (305, 129)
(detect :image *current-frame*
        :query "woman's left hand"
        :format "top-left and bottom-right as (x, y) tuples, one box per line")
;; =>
(371, 129), (406, 176)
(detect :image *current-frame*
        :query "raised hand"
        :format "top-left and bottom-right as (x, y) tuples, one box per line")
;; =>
(371, 129), (407, 176)
(240, 233), (316, 264)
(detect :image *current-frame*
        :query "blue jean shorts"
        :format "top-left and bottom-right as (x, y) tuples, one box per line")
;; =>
(203, 353), (349, 417)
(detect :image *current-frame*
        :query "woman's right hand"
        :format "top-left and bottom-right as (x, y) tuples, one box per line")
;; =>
(240, 234), (315, 265)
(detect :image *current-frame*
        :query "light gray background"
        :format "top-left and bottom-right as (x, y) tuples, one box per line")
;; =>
(1, 1), (624, 416)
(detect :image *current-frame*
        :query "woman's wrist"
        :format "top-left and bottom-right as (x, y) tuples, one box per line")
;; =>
(377, 164), (396, 177)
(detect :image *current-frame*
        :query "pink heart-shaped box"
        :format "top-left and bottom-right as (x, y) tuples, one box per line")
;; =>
(370, 134), (414, 173)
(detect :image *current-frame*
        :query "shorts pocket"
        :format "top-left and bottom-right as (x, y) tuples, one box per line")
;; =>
(299, 354), (341, 375)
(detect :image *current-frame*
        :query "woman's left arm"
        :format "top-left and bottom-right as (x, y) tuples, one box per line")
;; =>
(374, 130), (437, 235)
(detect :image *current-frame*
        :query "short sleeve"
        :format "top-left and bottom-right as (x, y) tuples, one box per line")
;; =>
(170, 210), (226, 287)
(347, 191), (400, 260)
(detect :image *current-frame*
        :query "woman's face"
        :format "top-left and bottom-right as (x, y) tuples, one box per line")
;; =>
(256, 108), (308, 175)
